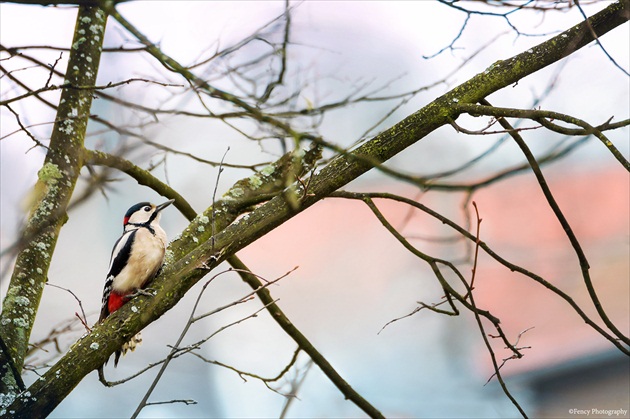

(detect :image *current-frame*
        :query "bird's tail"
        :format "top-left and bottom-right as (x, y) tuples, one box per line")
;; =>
(114, 332), (143, 367)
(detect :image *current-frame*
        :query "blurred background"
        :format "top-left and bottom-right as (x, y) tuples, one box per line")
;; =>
(1, 1), (628, 418)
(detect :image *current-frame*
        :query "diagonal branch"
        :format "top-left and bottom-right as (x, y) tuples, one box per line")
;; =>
(478, 98), (629, 346)
(87, 150), (382, 416)
(83, 149), (197, 219)
(330, 190), (629, 355)
(228, 255), (386, 419)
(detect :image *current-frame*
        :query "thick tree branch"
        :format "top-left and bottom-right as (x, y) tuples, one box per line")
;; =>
(0, 4), (107, 396)
(85, 151), (381, 417)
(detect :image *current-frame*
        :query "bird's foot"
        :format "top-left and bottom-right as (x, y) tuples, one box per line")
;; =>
(126, 288), (156, 300)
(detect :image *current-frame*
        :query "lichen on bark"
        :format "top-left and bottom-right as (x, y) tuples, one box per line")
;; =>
(0, 4), (108, 399)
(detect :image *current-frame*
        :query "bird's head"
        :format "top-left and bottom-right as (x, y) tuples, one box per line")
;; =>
(123, 199), (175, 228)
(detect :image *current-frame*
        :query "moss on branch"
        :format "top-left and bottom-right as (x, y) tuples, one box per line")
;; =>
(0, 6), (108, 399)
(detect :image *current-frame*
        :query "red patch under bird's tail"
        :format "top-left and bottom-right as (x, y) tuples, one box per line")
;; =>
(107, 292), (126, 315)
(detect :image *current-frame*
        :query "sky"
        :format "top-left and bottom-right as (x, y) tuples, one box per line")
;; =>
(1, 1), (628, 418)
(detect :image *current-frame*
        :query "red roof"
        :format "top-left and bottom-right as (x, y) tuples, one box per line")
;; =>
(240, 165), (629, 376)
(471, 166), (629, 374)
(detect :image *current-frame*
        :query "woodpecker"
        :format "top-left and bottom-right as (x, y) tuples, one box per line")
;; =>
(99, 199), (174, 366)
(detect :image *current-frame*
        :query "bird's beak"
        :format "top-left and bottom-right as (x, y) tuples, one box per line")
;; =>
(156, 199), (175, 212)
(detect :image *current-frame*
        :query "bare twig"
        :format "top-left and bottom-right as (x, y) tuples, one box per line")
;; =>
(189, 348), (302, 397)
(228, 255), (387, 419)
(43, 52), (62, 87)
(485, 327), (534, 385)
(574, 0), (629, 76)
(3, 104), (48, 151)
(129, 267), (296, 418)
(469, 201), (482, 291)
(330, 190), (629, 356)
(479, 98), (629, 347)
(279, 359), (313, 418)
(467, 200), (527, 416)
(145, 399), (197, 407)
(24, 313), (101, 381)
(258, 0), (291, 104)
(454, 103), (630, 171)
(0, 77), (183, 107)
(211, 148), (230, 252)
(45, 283), (89, 332)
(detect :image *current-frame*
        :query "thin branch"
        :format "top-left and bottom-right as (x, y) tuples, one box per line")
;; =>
(0, 120), (55, 142)
(130, 267), (295, 418)
(258, 0), (291, 104)
(574, 0), (630, 76)
(467, 201), (528, 418)
(454, 103), (630, 171)
(145, 399), (197, 407)
(25, 316), (87, 362)
(45, 283), (89, 333)
(0, 77), (183, 107)
(330, 191), (629, 355)
(478, 98), (629, 346)
(379, 303), (453, 335)
(227, 255), (387, 419)
(469, 201), (482, 291)
(436, 0), (560, 38)
(279, 359), (313, 419)
(414, 135), (590, 192)
(189, 348), (302, 397)
(450, 119), (543, 135)
(44, 52), (63, 88)
(423, 14), (471, 59)
(3, 104), (49, 151)
(485, 327), (534, 385)
(83, 149), (197, 219)
(211, 148), (230, 252)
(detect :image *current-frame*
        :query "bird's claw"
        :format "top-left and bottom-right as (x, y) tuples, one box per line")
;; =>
(126, 288), (155, 300)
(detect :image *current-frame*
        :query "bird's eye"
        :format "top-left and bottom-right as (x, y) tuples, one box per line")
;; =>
(144, 206), (151, 212)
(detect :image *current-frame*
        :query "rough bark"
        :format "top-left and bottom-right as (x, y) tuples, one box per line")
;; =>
(0, 3), (107, 405)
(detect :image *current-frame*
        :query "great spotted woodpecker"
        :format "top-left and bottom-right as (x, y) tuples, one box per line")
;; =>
(99, 199), (174, 366)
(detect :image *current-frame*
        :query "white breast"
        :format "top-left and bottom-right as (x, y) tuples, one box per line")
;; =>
(112, 226), (167, 293)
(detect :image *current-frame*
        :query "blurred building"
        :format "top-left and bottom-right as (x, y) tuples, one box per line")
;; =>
(471, 165), (630, 418)
(514, 349), (629, 419)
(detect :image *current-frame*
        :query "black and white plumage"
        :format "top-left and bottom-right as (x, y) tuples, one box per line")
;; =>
(99, 199), (174, 366)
